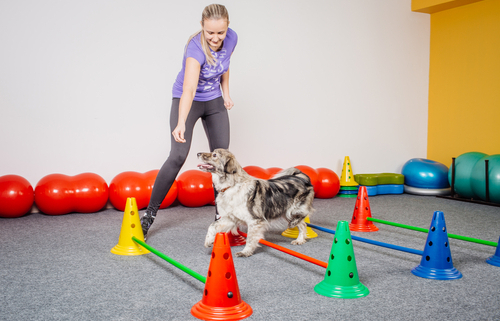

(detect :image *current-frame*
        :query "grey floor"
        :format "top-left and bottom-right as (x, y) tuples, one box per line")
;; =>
(1, 194), (499, 321)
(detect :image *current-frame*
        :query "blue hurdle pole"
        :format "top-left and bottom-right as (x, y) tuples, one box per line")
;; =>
(307, 223), (423, 256)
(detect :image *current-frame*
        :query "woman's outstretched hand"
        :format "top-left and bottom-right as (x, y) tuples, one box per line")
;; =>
(224, 96), (234, 110)
(172, 123), (186, 143)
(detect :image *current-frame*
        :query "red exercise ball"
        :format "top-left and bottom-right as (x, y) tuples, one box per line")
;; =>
(109, 170), (178, 211)
(0, 175), (34, 218)
(177, 170), (214, 207)
(315, 168), (340, 199)
(243, 166), (284, 180)
(294, 165), (319, 193)
(267, 167), (283, 178)
(243, 166), (270, 179)
(35, 173), (108, 215)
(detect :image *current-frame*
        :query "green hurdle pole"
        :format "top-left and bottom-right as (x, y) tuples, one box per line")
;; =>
(132, 236), (207, 283)
(366, 217), (497, 247)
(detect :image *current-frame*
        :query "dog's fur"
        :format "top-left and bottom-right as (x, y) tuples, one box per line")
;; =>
(197, 149), (315, 257)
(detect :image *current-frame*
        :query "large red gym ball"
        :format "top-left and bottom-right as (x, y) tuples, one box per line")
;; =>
(35, 173), (108, 215)
(267, 167), (283, 178)
(177, 170), (214, 207)
(315, 168), (340, 199)
(295, 165), (319, 193)
(244, 166), (283, 180)
(109, 170), (178, 211)
(243, 166), (270, 179)
(0, 175), (34, 218)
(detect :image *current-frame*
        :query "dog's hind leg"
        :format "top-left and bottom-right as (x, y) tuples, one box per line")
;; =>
(291, 220), (307, 245)
(204, 217), (236, 248)
(236, 221), (266, 257)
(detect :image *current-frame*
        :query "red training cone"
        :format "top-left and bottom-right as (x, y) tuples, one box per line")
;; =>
(191, 233), (252, 321)
(349, 186), (379, 232)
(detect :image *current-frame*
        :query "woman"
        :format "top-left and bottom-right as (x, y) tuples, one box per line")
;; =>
(141, 4), (237, 240)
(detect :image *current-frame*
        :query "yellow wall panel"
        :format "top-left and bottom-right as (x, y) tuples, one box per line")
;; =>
(427, 0), (500, 166)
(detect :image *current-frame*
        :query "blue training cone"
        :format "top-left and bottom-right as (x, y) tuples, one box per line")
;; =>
(486, 236), (500, 267)
(411, 211), (462, 280)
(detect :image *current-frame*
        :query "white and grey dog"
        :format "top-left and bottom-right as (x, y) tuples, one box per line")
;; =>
(197, 149), (315, 257)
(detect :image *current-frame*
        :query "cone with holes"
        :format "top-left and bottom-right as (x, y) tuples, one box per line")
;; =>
(191, 233), (252, 321)
(282, 215), (318, 239)
(411, 211), (462, 280)
(486, 236), (500, 267)
(314, 221), (369, 299)
(339, 156), (359, 187)
(111, 197), (150, 255)
(349, 186), (378, 232)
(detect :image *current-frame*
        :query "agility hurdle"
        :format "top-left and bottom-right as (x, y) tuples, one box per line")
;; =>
(366, 217), (498, 247)
(238, 232), (328, 268)
(132, 236), (207, 283)
(307, 223), (424, 256)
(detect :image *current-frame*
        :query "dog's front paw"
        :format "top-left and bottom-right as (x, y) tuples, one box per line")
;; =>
(291, 239), (307, 245)
(204, 225), (217, 248)
(235, 250), (252, 257)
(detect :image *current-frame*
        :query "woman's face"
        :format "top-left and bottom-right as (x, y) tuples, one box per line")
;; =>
(202, 18), (229, 51)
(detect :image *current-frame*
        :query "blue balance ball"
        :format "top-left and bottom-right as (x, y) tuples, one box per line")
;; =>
(402, 158), (450, 189)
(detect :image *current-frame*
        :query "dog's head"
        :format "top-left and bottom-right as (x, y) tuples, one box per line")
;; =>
(197, 149), (239, 175)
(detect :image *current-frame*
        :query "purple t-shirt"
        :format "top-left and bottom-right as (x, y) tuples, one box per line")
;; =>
(172, 28), (237, 102)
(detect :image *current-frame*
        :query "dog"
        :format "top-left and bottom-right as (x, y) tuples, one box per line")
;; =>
(197, 149), (315, 257)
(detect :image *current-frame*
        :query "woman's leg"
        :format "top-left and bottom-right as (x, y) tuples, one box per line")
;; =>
(141, 99), (203, 239)
(201, 96), (230, 220)
(201, 96), (230, 151)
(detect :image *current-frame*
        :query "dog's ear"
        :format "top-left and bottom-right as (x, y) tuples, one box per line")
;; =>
(224, 155), (238, 174)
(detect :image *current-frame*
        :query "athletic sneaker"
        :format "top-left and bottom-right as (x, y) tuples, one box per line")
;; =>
(140, 212), (156, 241)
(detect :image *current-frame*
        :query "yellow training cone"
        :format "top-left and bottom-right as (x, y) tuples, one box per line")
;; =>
(111, 197), (150, 256)
(282, 215), (318, 239)
(340, 156), (359, 187)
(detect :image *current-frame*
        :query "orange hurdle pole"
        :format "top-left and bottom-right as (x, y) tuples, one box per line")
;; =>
(238, 231), (327, 268)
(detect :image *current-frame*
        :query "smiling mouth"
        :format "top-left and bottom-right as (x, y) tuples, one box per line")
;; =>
(209, 41), (220, 48)
(198, 163), (215, 171)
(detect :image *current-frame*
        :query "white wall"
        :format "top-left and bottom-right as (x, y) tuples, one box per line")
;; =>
(0, 0), (430, 186)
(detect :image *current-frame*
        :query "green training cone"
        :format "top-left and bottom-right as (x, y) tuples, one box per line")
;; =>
(314, 221), (369, 299)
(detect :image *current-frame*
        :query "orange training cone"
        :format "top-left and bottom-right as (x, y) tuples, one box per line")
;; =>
(282, 215), (318, 239)
(111, 197), (150, 255)
(191, 233), (252, 321)
(349, 186), (378, 232)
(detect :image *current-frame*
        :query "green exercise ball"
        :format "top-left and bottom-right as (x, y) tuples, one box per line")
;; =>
(448, 152), (487, 198)
(471, 154), (500, 203)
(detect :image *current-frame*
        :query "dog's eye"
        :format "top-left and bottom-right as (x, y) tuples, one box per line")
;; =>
(212, 153), (217, 158)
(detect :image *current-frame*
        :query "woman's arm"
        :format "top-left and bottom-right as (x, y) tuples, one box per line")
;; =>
(221, 67), (233, 110)
(172, 57), (201, 143)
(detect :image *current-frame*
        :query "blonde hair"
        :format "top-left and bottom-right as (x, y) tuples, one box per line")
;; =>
(186, 4), (229, 66)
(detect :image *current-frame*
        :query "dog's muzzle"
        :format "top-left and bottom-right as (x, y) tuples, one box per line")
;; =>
(197, 153), (215, 172)
(197, 163), (215, 171)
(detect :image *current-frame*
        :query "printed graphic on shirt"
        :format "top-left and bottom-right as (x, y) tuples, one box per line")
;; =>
(199, 48), (228, 92)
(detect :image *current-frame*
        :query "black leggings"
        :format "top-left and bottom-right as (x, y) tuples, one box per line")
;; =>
(146, 96), (230, 214)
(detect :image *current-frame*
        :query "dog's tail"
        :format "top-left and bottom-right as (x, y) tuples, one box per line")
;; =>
(272, 167), (312, 184)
